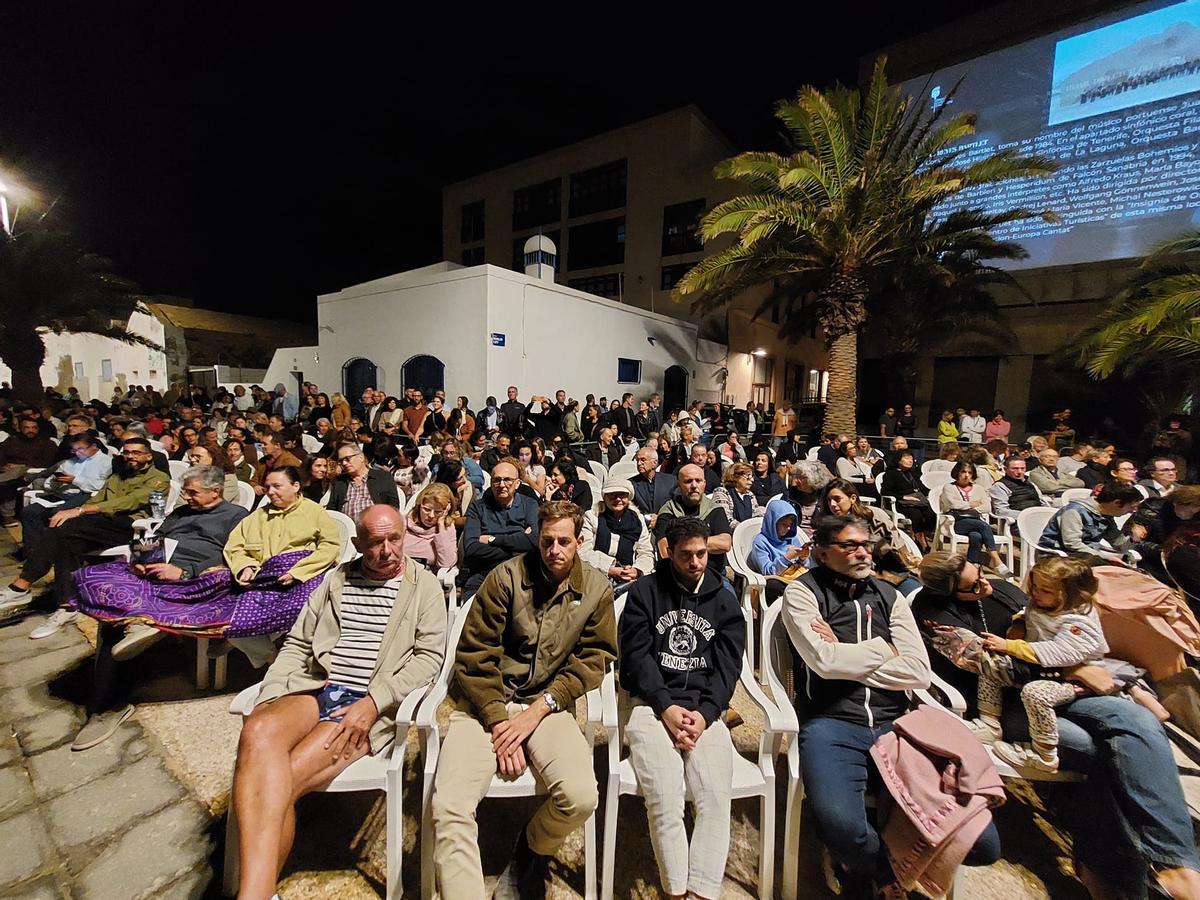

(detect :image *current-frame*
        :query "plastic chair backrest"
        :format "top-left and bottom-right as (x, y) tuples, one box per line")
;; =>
(608, 461), (638, 481)
(921, 470), (952, 491)
(805, 447), (819, 461)
(164, 481), (182, 514)
(1060, 488), (1092, 505)
(588, 459), (608, 481)
(731, 517), (764, 575)
(235, 480), (255, 511)
(581, 471), (603, 501)
(168, 460), (190, 482)
(301, 433), (322, 454)
(325, 509), (359, 564)
(926, 482), (945, 515)
(893, 528), (921, 558)
(1017, 506), (1058, 548)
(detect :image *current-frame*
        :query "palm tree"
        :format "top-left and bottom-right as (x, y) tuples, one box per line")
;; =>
(0, 223), (154, 401)
(675, 57), (1058, 433)
(1070, 231), (1200, 384)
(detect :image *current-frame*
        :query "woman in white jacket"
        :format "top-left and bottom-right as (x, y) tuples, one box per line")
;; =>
(580, 475), (654, 593)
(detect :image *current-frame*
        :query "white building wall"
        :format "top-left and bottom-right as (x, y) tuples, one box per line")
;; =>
(0, 310), (167, 400)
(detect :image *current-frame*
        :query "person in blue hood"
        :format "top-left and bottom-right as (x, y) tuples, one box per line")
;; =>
(750, 498), (811, 577)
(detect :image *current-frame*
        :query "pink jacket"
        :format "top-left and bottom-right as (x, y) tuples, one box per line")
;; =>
(403, 516), (458, 569)
(870, 706), (1005, 896)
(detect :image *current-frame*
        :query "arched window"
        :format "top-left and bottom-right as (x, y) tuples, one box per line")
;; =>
(342, 358), (378, 403)
(402, 355), (445, 397)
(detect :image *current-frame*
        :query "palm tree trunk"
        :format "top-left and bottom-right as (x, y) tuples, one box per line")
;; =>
(0, 328), (47, 403)
(823, 331), (858, 434)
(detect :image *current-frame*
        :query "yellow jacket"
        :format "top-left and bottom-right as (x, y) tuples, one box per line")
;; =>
(223, 496), (342, 583)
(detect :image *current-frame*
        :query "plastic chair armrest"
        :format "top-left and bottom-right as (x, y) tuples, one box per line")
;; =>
(920, 671), (967, 716)
(739, 657), (798, 735)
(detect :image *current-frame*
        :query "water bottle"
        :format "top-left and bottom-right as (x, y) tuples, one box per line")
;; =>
(149, 490), (166, 519)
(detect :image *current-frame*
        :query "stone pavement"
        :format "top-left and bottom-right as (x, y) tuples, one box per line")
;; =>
(0, 522), (1091, 899)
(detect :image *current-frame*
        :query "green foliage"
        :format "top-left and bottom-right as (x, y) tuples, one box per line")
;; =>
(674, 56), (1059, 341)
(1070, 232), (1200, 384)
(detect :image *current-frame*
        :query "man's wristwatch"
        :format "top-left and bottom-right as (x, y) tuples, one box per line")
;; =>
(542, 692), (559, 713)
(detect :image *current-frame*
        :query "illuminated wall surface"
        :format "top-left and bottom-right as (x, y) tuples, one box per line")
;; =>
(902, 0), (1200, 268)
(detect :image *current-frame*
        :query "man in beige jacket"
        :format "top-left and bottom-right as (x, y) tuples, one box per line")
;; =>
(431, 500), (616, 900)
(231, 504), (447, 900)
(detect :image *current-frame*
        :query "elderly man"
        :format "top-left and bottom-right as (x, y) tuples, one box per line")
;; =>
(328, 442), (399, 517)
(587, 426), (623, 469)
(0, 437), (171, 636)
(232, 504), (446, 899)
(18, 433), (114, 552)
(271, 383), (299, 424)
(653, 464), (733, 576)
(1027, 448), (1084, 499)
(500, 385), (527, 437)
(462, 459), (540, 596)
(782, 516), (997, 893)
(431, 501), (616, 899)
(0, 416), (58, 525)
(989, 455), (1049, 523)
(71, 465), (250, 749)
(631, 447), (675, 521)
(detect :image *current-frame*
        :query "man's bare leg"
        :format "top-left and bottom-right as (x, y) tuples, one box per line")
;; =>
(233, 695), (319, 900)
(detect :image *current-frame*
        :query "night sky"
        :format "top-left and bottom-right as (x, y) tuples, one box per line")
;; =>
(0, 3), (1001, 324)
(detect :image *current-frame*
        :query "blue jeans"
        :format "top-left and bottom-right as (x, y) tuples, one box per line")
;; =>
(952, 517), (996, 562)
(1053, 697), (1200, 894)
(797, 716), (1001, 881)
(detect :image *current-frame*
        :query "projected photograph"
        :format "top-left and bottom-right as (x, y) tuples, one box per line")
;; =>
(1048, 0), (1200, 125)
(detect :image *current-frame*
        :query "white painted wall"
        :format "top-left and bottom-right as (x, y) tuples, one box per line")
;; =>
(0, 310), (167, 400)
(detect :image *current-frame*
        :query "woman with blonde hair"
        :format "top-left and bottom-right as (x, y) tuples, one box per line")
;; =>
(404, 482), (458, 569)
(330, 393), (352, 430)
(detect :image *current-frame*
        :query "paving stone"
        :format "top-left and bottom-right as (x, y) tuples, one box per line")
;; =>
(74, 800), (213, 900)
(0, 626), (80, 663)
(0, 808), (52, 887)
(44, 755), (184, 849)
(26, 723), (148, 800)
(0, 684), (78, 722)
(0, 762), (36, 818)
(153, 865), (213, 900)
(0, 643), (91, 689)
(14, 708), (84, 756)
(4, 877), (64, 899)
(0, 729), (20, 766)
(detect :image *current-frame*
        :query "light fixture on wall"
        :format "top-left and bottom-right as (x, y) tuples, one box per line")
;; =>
(752, 348), (768, 357)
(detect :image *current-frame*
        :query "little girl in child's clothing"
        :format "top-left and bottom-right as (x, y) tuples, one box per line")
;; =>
(970, 555), (1167, 772)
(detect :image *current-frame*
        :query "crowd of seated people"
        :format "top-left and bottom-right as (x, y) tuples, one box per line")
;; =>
(7, 381), (1200, 898)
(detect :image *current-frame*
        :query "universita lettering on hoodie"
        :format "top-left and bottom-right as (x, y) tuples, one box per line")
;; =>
(653, 606), (718, 671)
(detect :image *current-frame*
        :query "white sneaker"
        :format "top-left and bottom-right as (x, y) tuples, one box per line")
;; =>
(111, 624), (164, 661)
(29, 609), (80, 640)
(0, 586), (33, 619)
(966, 717), (1002, 745)
(995, 563), (1014, 579)
(993, 740), (1060, 772)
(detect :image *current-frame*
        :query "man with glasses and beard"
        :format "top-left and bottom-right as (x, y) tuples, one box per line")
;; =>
(781, 516), (999, 896)
(461, 459), (540, 596)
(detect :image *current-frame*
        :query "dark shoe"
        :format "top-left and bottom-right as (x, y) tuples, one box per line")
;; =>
(495, 827), (548, 900)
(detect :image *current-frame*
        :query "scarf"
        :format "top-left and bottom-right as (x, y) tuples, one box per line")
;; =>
(595, 508), (642, 566)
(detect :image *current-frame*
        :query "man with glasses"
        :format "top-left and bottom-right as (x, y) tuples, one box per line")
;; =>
(780, 516), (991, 895)
(0, 437), (171, 636)
(327, 442), (399, 518)
(18, 433), (114, 553)
(461, 460), (539, 596)
(434, 438), (484, 491)
(1139, 457), (1177, 499)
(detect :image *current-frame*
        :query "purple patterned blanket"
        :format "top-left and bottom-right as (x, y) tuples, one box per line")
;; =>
(70, 550), (327, 638)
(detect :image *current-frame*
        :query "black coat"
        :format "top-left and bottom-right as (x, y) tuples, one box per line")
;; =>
(327, 468), (400, 511)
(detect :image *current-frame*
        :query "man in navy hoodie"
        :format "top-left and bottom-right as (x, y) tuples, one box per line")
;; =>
(619, 517), (745, 899)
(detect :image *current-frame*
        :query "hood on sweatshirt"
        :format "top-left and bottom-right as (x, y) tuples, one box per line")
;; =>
(750, 498), (808, 576)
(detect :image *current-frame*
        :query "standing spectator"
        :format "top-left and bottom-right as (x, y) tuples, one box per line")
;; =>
(330, 392), (353, 430)
(877, 406), (898, 438)
(271, 383), (299, 424)
(896, 404), (917, 439)
(448, 396), (475, 443)
(983, 409), (1011, 444)
(561, 401), (584, 443)
(936, 410), (960, 444)
(476, 396), (501, 435)
(500, 386), (527, 437)
(377, 396), (404, 430)
(618, 517), (744, 900)
(773, 400), (797, 438)
(960, 408), (986, 444)
(402, 393), (430, 443)
(423, 396), (449, 439)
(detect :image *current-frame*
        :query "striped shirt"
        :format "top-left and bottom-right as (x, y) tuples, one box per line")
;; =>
(326, 572), (401, 691)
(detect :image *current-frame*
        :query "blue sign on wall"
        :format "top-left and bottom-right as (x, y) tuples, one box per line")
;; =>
(490, 333), (506, 347)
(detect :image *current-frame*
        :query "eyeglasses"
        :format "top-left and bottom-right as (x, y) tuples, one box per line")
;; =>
(824, 540), (873, 553)
(956, 563), (986, 595)
(492, 476), (518, 485)
(337, 453), (360, 463)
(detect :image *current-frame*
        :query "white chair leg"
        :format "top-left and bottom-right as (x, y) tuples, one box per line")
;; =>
(583, 809), (597, 900)
(783, 773), (803, 900)
(386, 764), (401, 900)
(196, 638), (210, 690)
(760, 784), (776, 900)
(222, 776), (239, 895)
(949, 866), (963, 899)
(421, 773), (436, 900)
(600, 784), (619, 900)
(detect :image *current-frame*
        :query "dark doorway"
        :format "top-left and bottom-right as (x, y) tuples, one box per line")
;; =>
(402, 355), (445, 398)
(663, 365), (689, 415)
(342, 358), (378, 403)
(929, 357), (999, 428)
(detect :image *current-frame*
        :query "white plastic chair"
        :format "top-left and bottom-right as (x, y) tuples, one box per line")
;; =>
(588, 459), (609, 482)
(221, 677), (432, 899)
(234, 480), (255, 511)
(1016, 507), (1065, 580)
(921, 459), (955, 476)
(168, 459), (190, 482)
(927, 484), (1015, 572)
(728, 517), (765, 675)
(600, 600), (789, 900)
(581, 471), (603, 503)
(416, 595), (605, 900)
(920, 470), (952, 492)
(608, 461), (638, 481)
(301, 432), (323, 454)
(325, 509), (360, 565)
(805, 446), (819, 461)
(875, 473), (900, 529)
(417, 445), (435, 466)
(1059, 488), (1093, 506)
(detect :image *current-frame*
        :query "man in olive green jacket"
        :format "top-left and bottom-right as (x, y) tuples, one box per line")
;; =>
(0, 437), (171, 635)
(232, 504), (446, 900)
(432, 499), (616, 900)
